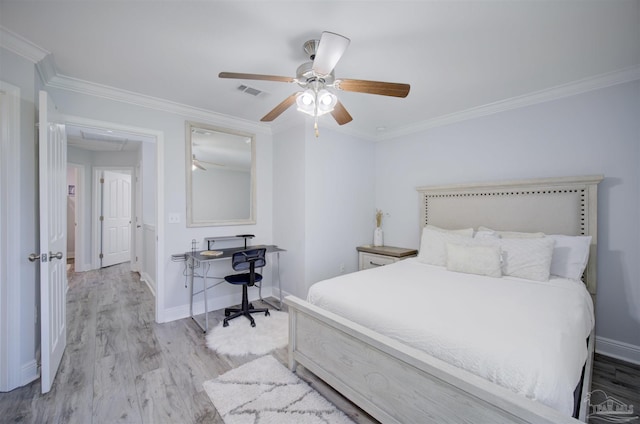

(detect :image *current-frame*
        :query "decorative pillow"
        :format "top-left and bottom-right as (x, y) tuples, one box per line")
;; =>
(549, 234), (592, 280)
(500, 237), (555, 281)
(446, 242), (502, 278)
(417, 225), (474, 266)
(426, 224), (474, 237)
(474, 230), (500, 240)
(478, 226), (545, 239)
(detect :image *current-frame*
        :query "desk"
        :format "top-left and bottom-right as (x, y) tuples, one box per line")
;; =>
(186, 244), (285, 332)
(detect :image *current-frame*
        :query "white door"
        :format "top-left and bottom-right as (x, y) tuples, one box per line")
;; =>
(101, 170), (131, 267)
(38, 90), (67, 394)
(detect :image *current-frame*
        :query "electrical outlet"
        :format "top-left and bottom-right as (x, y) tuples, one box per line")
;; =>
(168, 213), (180, 224)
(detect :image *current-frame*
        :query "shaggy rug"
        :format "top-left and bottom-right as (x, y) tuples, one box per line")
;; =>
(206, 310), (288, 356)
(203, 355), (355, 424)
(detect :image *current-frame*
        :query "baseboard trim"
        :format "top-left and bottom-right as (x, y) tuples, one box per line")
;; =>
(21, 359), (39, 387)
(158, 287), (274, 324)
(140, 272), (156, 297)
(595, 336), (640, 366)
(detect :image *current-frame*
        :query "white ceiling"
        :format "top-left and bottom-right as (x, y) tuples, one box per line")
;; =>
(66, 125), (144, 151)
(1, 1), (638, 140)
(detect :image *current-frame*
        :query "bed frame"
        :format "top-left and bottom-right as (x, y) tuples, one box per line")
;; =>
(286, 175), (603, 424)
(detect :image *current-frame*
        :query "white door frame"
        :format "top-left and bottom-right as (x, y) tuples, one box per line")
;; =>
(132, 164), (142, 273)
(67, 163), (85, 272)
(62, 115), (165, 323)
(0, 81), (22, 391)
(92, 167), (134, 270)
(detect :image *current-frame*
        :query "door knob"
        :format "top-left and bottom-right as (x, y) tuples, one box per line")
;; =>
(28, 253), (41, 262)
(49, 251), (63, 260)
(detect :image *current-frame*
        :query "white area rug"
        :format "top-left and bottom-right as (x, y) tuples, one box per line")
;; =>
(203, 355), (355, 424)
(206, 310), (288, 356)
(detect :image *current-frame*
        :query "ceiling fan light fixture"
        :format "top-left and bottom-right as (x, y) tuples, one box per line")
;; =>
(317, 89), (337, 114)
(296, 88), (337, 118)
(296, 89), (316, 116)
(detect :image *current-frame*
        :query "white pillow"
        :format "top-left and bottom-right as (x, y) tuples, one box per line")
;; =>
(427, 224), (474, 237)
(549, 234), (592, 280)
(446, 242), (502, 278)
(500, 237), (555, 281)
(417, 225), (474, 266)
(478, 226), (545, 239)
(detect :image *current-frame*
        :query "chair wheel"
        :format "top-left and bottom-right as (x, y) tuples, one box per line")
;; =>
(251, 322), (256, 327)
(223, 321), (229, 327)
(224, 311), (230, 317)
(265, 311), (270, 316)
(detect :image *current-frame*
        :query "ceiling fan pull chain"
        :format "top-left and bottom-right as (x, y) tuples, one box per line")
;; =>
(314, 117), (319, 138)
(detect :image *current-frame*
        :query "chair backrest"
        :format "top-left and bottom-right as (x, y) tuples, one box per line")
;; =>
(231, 248), (266, 272)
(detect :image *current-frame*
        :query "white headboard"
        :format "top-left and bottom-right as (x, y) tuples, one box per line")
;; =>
(416, 175), (603, 296)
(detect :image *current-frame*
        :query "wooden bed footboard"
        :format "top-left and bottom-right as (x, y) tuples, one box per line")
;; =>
(286, 295), (593, 424)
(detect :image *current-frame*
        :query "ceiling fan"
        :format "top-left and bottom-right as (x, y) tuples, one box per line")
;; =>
(219, 31), (410, 136)
(192, 154), (225, 171)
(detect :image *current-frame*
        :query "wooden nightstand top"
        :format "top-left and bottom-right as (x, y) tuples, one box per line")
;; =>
(356, 245), (418, 258)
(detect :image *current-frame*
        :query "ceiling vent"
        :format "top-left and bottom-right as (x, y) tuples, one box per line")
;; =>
(237, 84), (263, 97)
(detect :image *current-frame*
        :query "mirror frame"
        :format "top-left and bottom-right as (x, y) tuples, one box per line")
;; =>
(185, 121), (256, 227)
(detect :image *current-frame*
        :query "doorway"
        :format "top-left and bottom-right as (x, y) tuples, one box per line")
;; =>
(66, 163), (85, 272)
(64, 116), (165, 324)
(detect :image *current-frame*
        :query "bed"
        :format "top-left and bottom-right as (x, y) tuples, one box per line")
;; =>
(285, 175), (603, 424)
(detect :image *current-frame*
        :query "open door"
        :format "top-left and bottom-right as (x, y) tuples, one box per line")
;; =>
(37, 91), (67, 394)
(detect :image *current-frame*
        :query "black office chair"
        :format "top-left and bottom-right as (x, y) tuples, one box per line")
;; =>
(223, 248), (270, 327)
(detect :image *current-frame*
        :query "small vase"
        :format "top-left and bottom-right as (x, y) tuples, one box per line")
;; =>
(373, 227), (384, 247)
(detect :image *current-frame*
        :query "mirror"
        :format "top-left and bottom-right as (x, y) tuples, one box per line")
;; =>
(186, 121), (256, 227)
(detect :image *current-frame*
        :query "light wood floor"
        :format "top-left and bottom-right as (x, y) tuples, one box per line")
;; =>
(0, 263), (637, 423)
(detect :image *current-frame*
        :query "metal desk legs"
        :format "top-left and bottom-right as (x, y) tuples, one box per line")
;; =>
(258, 251), (283, 310)
(190, 258), (211, 332)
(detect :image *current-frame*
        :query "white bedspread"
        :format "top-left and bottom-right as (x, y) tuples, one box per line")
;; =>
(307, 258), (594, 416)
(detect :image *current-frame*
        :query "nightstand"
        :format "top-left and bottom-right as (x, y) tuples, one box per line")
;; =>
(356, 245), (418, 271)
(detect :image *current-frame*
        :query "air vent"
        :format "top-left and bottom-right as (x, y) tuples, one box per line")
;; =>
(237, 85), (263, 97)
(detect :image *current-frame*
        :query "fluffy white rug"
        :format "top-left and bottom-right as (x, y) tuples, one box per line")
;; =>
(203, 355), (355, 424)
(206, 310), (288, 356)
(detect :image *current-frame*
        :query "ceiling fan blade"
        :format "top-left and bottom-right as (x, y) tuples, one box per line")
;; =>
(312, 32), (350, 77)
(219, 72), (295, 83)
(200, 160), (225, 167)
(192, 159), (206, 171)
(335, 78), (410, 98)
(331, 100), (353, 126)
(261, 92), (300, 122)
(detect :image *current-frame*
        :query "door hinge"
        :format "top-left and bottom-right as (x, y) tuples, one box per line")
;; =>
(99, 253), (103, 259)
(100, 177), (104, 184)
(99, 215), (104, 221)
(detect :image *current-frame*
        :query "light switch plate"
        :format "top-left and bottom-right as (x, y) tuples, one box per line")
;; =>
(168, 213), (180, 224)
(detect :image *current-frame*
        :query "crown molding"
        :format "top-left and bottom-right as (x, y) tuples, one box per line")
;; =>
(0, 25), (49, 63)
(46, 74), (272, 135)
(377, 65), (640, 142)
(3, 23), (636, 141)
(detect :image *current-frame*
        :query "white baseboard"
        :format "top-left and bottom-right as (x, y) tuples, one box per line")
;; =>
(74, 262), (92, 272)
(596, 336), (640, 366)
(158, 287), (274, 324)
(21, 359), (39, 387)
(140, 272), (156, 297)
